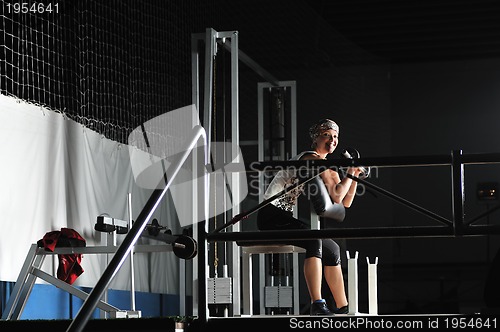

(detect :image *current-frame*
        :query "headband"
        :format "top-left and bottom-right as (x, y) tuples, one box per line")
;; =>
(309, 119), (339, 141)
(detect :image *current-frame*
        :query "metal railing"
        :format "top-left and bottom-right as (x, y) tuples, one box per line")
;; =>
(67, 125), (208, 332)
(207, 150), (500, 242)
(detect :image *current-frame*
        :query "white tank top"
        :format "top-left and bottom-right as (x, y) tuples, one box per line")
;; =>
(263, 151), (317, 212)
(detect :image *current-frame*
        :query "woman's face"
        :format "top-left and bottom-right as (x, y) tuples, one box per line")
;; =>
(315, 129), (338, 154)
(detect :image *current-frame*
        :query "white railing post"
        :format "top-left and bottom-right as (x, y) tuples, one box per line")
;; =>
(367, 257), (379, 315)
(346, 250), (359, 315)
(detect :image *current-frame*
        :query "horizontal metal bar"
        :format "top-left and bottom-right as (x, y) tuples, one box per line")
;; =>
(36, 244), (174, 255)
(460, 152), (500, 164)
(244, 155), (452, 172)
(207, 224), (500, 242)
(242, 152), (500, 172)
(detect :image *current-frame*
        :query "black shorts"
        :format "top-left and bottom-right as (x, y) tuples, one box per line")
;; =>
(256, 204), (341, 265)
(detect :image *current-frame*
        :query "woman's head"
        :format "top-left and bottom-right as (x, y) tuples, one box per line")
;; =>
(309, 119), (339, 150)
(309, 119), (339, 140)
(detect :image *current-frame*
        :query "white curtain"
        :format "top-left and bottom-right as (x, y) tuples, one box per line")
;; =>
(0, 94), (180, 294)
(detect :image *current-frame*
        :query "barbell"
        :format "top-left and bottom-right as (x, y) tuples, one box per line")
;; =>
(144, 220), (198, 260)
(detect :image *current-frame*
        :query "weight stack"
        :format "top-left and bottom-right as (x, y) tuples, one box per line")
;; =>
(207, 277), (232, 304)
(264, 285), (293, 309)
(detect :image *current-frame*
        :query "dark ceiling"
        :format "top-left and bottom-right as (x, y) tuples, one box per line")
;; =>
(304, 0), (500, 64)
(216, 0), (500, 71)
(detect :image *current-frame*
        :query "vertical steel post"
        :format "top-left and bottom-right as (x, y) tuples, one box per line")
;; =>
(451, 150), (465, 236)
(229, 30), (241, 317)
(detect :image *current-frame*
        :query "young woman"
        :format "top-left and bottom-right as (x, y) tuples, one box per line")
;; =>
(257, 118), (362, 315)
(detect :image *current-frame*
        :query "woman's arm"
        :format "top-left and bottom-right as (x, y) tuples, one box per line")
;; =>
(320, 168), (361, 207)
(302, 153), (362, 207)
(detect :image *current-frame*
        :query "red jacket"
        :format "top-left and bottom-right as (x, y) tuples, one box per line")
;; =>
(38, 228), (86, 284)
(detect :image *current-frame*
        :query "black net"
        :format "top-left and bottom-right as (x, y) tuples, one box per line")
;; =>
(1, 0), (215, 143)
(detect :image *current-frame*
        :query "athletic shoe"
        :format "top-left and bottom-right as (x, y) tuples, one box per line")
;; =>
(334, 305), (349, 314)
(310, 300), (334, 315)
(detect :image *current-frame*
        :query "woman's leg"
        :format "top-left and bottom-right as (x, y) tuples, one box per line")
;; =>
(304, 256), (323, 301)
(257, 205), (327, 311)
(322, 239), (348, 309)
(324, 265), (348, 308)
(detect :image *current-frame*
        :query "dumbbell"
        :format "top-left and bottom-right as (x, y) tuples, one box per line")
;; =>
(341, 147), (371, 179)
